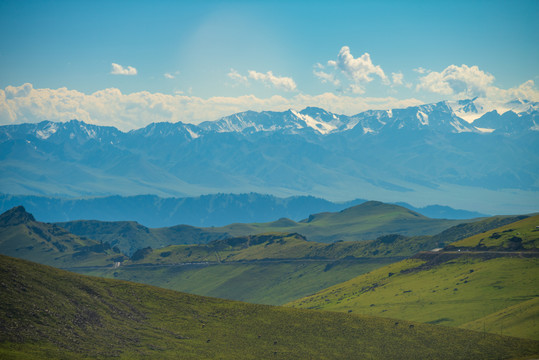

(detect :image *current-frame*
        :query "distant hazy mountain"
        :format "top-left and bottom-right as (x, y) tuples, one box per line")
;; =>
(1, 98), (537, 214)
(0, 193), (485, 228)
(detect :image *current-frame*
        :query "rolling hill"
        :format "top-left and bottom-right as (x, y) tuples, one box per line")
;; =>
(287, 216), (539, 340)
(79, 214), (531, 305)
(80, 233), (401, 305)
(57, 201), (468, 254)
(0, 206), (531, 307)
(0, 206), (126, 268)
(1, 254), (537, 359)
(446, 215), (539, 250)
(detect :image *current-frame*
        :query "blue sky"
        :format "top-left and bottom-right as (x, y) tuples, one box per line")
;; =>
(0, 0), (538, 129)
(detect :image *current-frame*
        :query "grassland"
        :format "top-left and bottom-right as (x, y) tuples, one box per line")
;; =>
(81, 258), (397, 305)
(288, 216), (539, 341)
(447, 214), (539, 250)
(211, 201), (465, 243)
(1, 255), (538, 360)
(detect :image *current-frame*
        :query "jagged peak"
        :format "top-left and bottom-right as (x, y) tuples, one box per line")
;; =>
(0, 206), (36, 226)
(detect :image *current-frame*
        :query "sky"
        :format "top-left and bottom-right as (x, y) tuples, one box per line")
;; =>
(0, 0), (538, 130)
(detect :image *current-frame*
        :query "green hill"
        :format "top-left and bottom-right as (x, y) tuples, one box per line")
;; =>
(78, 214), (529, 306)
(1, 255), (537, 360)
(57, 201), (467, 254)
(0, 206), (126, 268)
(1, 206), (531, 308)
(287, 218), (539, 340)
(81, 233), (399, 305)
(56, 220), (228, 255)
(446, 214), (539, 250)
(194, 201), (467, 243)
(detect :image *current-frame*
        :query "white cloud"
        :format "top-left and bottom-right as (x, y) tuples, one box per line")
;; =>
(413, 64), (539, 102)
(227, 68), (249, 85)
(391, 72), (404, 86)
(413, 67), (428, 74)
(486, 79), (539, 103)
(417, 64), (495, 97)
(164, 73), (175, 79)
(330, 46), (387, 84)
(313, 69), (340, 86)
(248, 70), (297, 91)
(316, 46), (388, 93)
(0, 83), (423, 131)
(111, 63), (137, 76)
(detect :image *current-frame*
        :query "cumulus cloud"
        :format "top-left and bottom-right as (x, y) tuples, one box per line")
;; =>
(413, 64), (539, 102)
(164, 73), (175, 79)
(329, 46), (387, 84)
(413, 67), (428, 74)
(0, 83), (423, 131)
(247, 70), (297, 91)
(417, 64), (495, 97)
(486, 79), (539, 103)
(316, 46), (388, 93)
(111, 63), (137, 76)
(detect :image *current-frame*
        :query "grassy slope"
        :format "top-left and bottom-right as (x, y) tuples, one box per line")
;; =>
(116, 213), (531, 265)
(205, 201), (465, 243)
(447, 214), (539, 250)
(77, 213), (534, 306)
(288, 218), (539, 340)
(57, 201), (465, 254)
(289, 256), (538, 333)
(1, 255), (538, 360)
(124, 233), (409, 264)
(461, 297), (539, 340)
(81, 258), (396, 305)
(56, 220), (225, 255)
(0, 207), (126, 268)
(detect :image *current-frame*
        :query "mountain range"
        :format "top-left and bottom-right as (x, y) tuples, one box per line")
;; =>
(1, 98), (537, 214)
(0, 193), (485, 228)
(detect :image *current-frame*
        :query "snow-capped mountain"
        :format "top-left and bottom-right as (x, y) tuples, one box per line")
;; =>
(195, 98), (537, 136)
(199, 108), (354, 135)
(0, 119), (123, 144)
(0, 99), (537, 215)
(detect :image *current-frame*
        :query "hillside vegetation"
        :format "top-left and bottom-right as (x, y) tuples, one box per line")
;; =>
(83, 218), (527, 305)
(446, 215), (539, 250)
(0, 206), (126, 268)
(58, 201), (467, 254)
(1, 205), (530, 307)
(288, 218), (539, 340)
(1, 255), (538, 360)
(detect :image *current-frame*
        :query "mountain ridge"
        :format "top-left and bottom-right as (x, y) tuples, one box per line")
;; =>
(1, 99), (538, 214)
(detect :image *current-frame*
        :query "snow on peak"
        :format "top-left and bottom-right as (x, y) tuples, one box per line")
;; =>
(446, 98), (486, 123)
(448, 98), (538, 124)
(416, 111), (429, 125)
(35, 122), (58, 140)
(291, 109), (337, 134)
(475, 126), (495, 133)
(186, 127), (200, 139)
